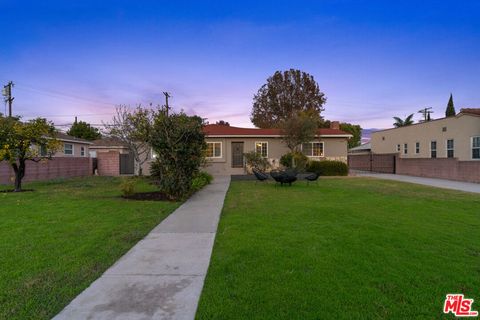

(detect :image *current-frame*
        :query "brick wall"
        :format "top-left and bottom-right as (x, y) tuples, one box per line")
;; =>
(0, 157), (92, 185)
(396, 158), (480, 183)
(97, 151), (120, 176)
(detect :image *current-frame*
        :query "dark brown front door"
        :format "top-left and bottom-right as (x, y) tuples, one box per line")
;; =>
(231, 142), (244, 168)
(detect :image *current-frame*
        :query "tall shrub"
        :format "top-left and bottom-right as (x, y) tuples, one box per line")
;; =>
(150, 111), (206, 200)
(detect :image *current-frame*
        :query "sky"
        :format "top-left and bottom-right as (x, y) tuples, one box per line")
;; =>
(1, 0), (479, 130)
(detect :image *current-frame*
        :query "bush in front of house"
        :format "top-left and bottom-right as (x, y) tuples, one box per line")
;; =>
(150, 111), (206, 200)
(306, 160), (349, 176)
(119, 178), (136, 197)
(191, 171), (214, 192)
(280, 151), (309, 172)
(244, 151), (270, 172)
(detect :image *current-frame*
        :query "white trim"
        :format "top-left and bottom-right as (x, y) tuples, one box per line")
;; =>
(430, 140), (437, 158)
(415, 142), (420, 154)
(64, 143), (74, 156)
(445, 139), (454, 158)
(206, 141), (222, 158)
(255, 141), (268, 158)
(206, 134), (352, 138)
(471, 136), (480, 160)
(403, 143), (408, 155)
(59, 138), (93, 145)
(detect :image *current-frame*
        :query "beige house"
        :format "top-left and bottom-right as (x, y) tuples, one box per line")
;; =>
(371, 108), (480, 161)
(48, 133), (92, 157)
(203, 122), (352, 175)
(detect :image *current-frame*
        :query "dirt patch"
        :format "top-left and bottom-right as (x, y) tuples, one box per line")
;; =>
(122, 191), (172, 201)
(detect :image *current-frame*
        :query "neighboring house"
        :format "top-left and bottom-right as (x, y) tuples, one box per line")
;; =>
(348, 142), (371, 155)
(370, 108), (480, 161)
(203, 121), (352, 175)
(53, 133), (92, 157)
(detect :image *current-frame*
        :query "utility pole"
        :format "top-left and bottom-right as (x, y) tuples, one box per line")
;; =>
(163, 92), (171, 116)
(2, 81), (14, 117)
(418, 107), (433, 122)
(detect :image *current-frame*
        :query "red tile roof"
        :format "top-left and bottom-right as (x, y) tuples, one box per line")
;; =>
(460, 108), (480, 116)
(203, 124), (351, 137)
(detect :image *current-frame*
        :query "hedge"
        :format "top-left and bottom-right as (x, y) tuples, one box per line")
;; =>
(306, 160), (349, 176)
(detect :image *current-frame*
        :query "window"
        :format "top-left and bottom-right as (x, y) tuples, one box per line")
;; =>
(40, 145), (48, 157)
(206, 142), (222, 158)
(472, 136), (480, 159)
(397, 144), (401, 152)
(403, 143), (408, 155)
(302, 142), (324, 157)
(415, 142), (420, 154)
(255, 142), (268, 157)
(446, 139), (454, 158)
(64, 143), (73, 155)
(430, 141), (437, 158)
(80, 146), (85, 157)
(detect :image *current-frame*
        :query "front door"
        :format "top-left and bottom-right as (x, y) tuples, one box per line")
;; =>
(231, 142), (244, 168)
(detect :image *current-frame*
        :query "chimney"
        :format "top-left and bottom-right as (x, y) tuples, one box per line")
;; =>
(330, 121), (340, 130)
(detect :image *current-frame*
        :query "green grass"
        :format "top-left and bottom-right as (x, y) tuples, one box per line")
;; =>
(197, 178), (480, 319)
(0, 176), (180, 320)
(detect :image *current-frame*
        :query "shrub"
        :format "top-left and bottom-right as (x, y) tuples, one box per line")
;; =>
(150, 111), (206, 200)
(191, 171), (214, 192)
(306, 160), (349, 176)
(280, 151), (308, 172)
(120, 178), (136, 197)
(244, 151), (270, 172)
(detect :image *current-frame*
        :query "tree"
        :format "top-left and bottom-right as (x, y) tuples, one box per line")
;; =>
(393, 114), (414, 127)
(339, 123), (362, 149)
(215, 120), (230, 126)
(150, 111), (206, 200)
(445, 94), (456, 117)
(281, 113), (317, 152)
(106, 105), (153, 176)
(67, 119), (101, 140)
(0, 115), (60, 191)
(250, 69), (326, 128)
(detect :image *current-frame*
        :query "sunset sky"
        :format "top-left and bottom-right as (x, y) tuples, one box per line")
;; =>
(1, 1), (479, 130)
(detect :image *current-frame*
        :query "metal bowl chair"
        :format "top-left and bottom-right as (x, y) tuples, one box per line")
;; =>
(252, 168), (269, 184)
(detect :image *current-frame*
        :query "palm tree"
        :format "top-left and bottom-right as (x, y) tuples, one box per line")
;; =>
(393, 114), (414, 127)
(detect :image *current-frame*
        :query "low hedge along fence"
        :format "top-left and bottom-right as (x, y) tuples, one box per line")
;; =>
(306, 160), (349, 176)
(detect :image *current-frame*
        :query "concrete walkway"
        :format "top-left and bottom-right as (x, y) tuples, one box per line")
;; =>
(54, 176), (231, 320)
(355, 172), (480, 194)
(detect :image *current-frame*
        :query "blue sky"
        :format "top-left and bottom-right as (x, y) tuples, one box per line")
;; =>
(1, 0), (479, 129)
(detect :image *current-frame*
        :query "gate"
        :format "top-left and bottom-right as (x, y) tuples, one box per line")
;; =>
(348, 153), (396, 174)
(119, 153), (135, 174)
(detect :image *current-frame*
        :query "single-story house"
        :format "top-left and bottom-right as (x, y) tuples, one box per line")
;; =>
(203, 121), (352, 175)
(53, 133), (92, 157)
(370, 108), (480, 161)
(348, 142), (371, 155)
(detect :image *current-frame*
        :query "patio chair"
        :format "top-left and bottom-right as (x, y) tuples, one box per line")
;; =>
(270, 170), (284, 186)
(252, 168), (269, 184)
(304, 172), (319, 185)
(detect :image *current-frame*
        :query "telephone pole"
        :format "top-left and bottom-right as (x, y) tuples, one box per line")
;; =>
(2, 81), (14, 117)
(163, 92), (171, 116)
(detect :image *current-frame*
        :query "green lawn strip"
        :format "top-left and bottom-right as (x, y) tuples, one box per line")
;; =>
(0, 176), (180, 320)
(196, 178), (480, 319)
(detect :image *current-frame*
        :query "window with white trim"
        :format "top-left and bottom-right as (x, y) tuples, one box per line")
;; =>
(415, 142), (420, 154)
(430, 141), (437, 158)
(302, 142), (324, 157)
(403, 143), (408, 155)
(446, 139), (454, 158)
(472, 136), (480, 159)
(80, 146), (86, 157)
(64, 143), (73, 155)
(206, 142), (222, 158)
(255, 142), (268, 157)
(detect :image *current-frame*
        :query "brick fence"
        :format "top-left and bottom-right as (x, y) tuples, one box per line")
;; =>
(97, 151), (120, 176)
(348, 153), (480, 183)
(396, 158), (480, 183)
(0, 157), (92, 185)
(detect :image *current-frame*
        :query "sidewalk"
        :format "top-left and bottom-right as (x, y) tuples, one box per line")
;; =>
(355, 172), (480, 194)
(54, 176), (231, 320)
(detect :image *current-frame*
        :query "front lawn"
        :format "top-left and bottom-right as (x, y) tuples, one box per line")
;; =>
(0, 177), (180, 320)
(197, 178), (480, 319)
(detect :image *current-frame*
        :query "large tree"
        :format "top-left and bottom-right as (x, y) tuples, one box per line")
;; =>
(445, 94), (456, 117)
(339, 123), (362, 149)
(67, 119), (101, 140)
(106, 105), (153, 176)
(393, 114), (414, 127)
(250, 69), (326, 128)
(0, 115), (60, 191)
(281, 113), (317, 152)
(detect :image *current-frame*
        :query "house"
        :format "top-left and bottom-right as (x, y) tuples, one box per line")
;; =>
(203, 121), (352, 175)
(53, 133), (92, 157)
(370, 108), (480, 161)
(348, 142), (371, 155)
